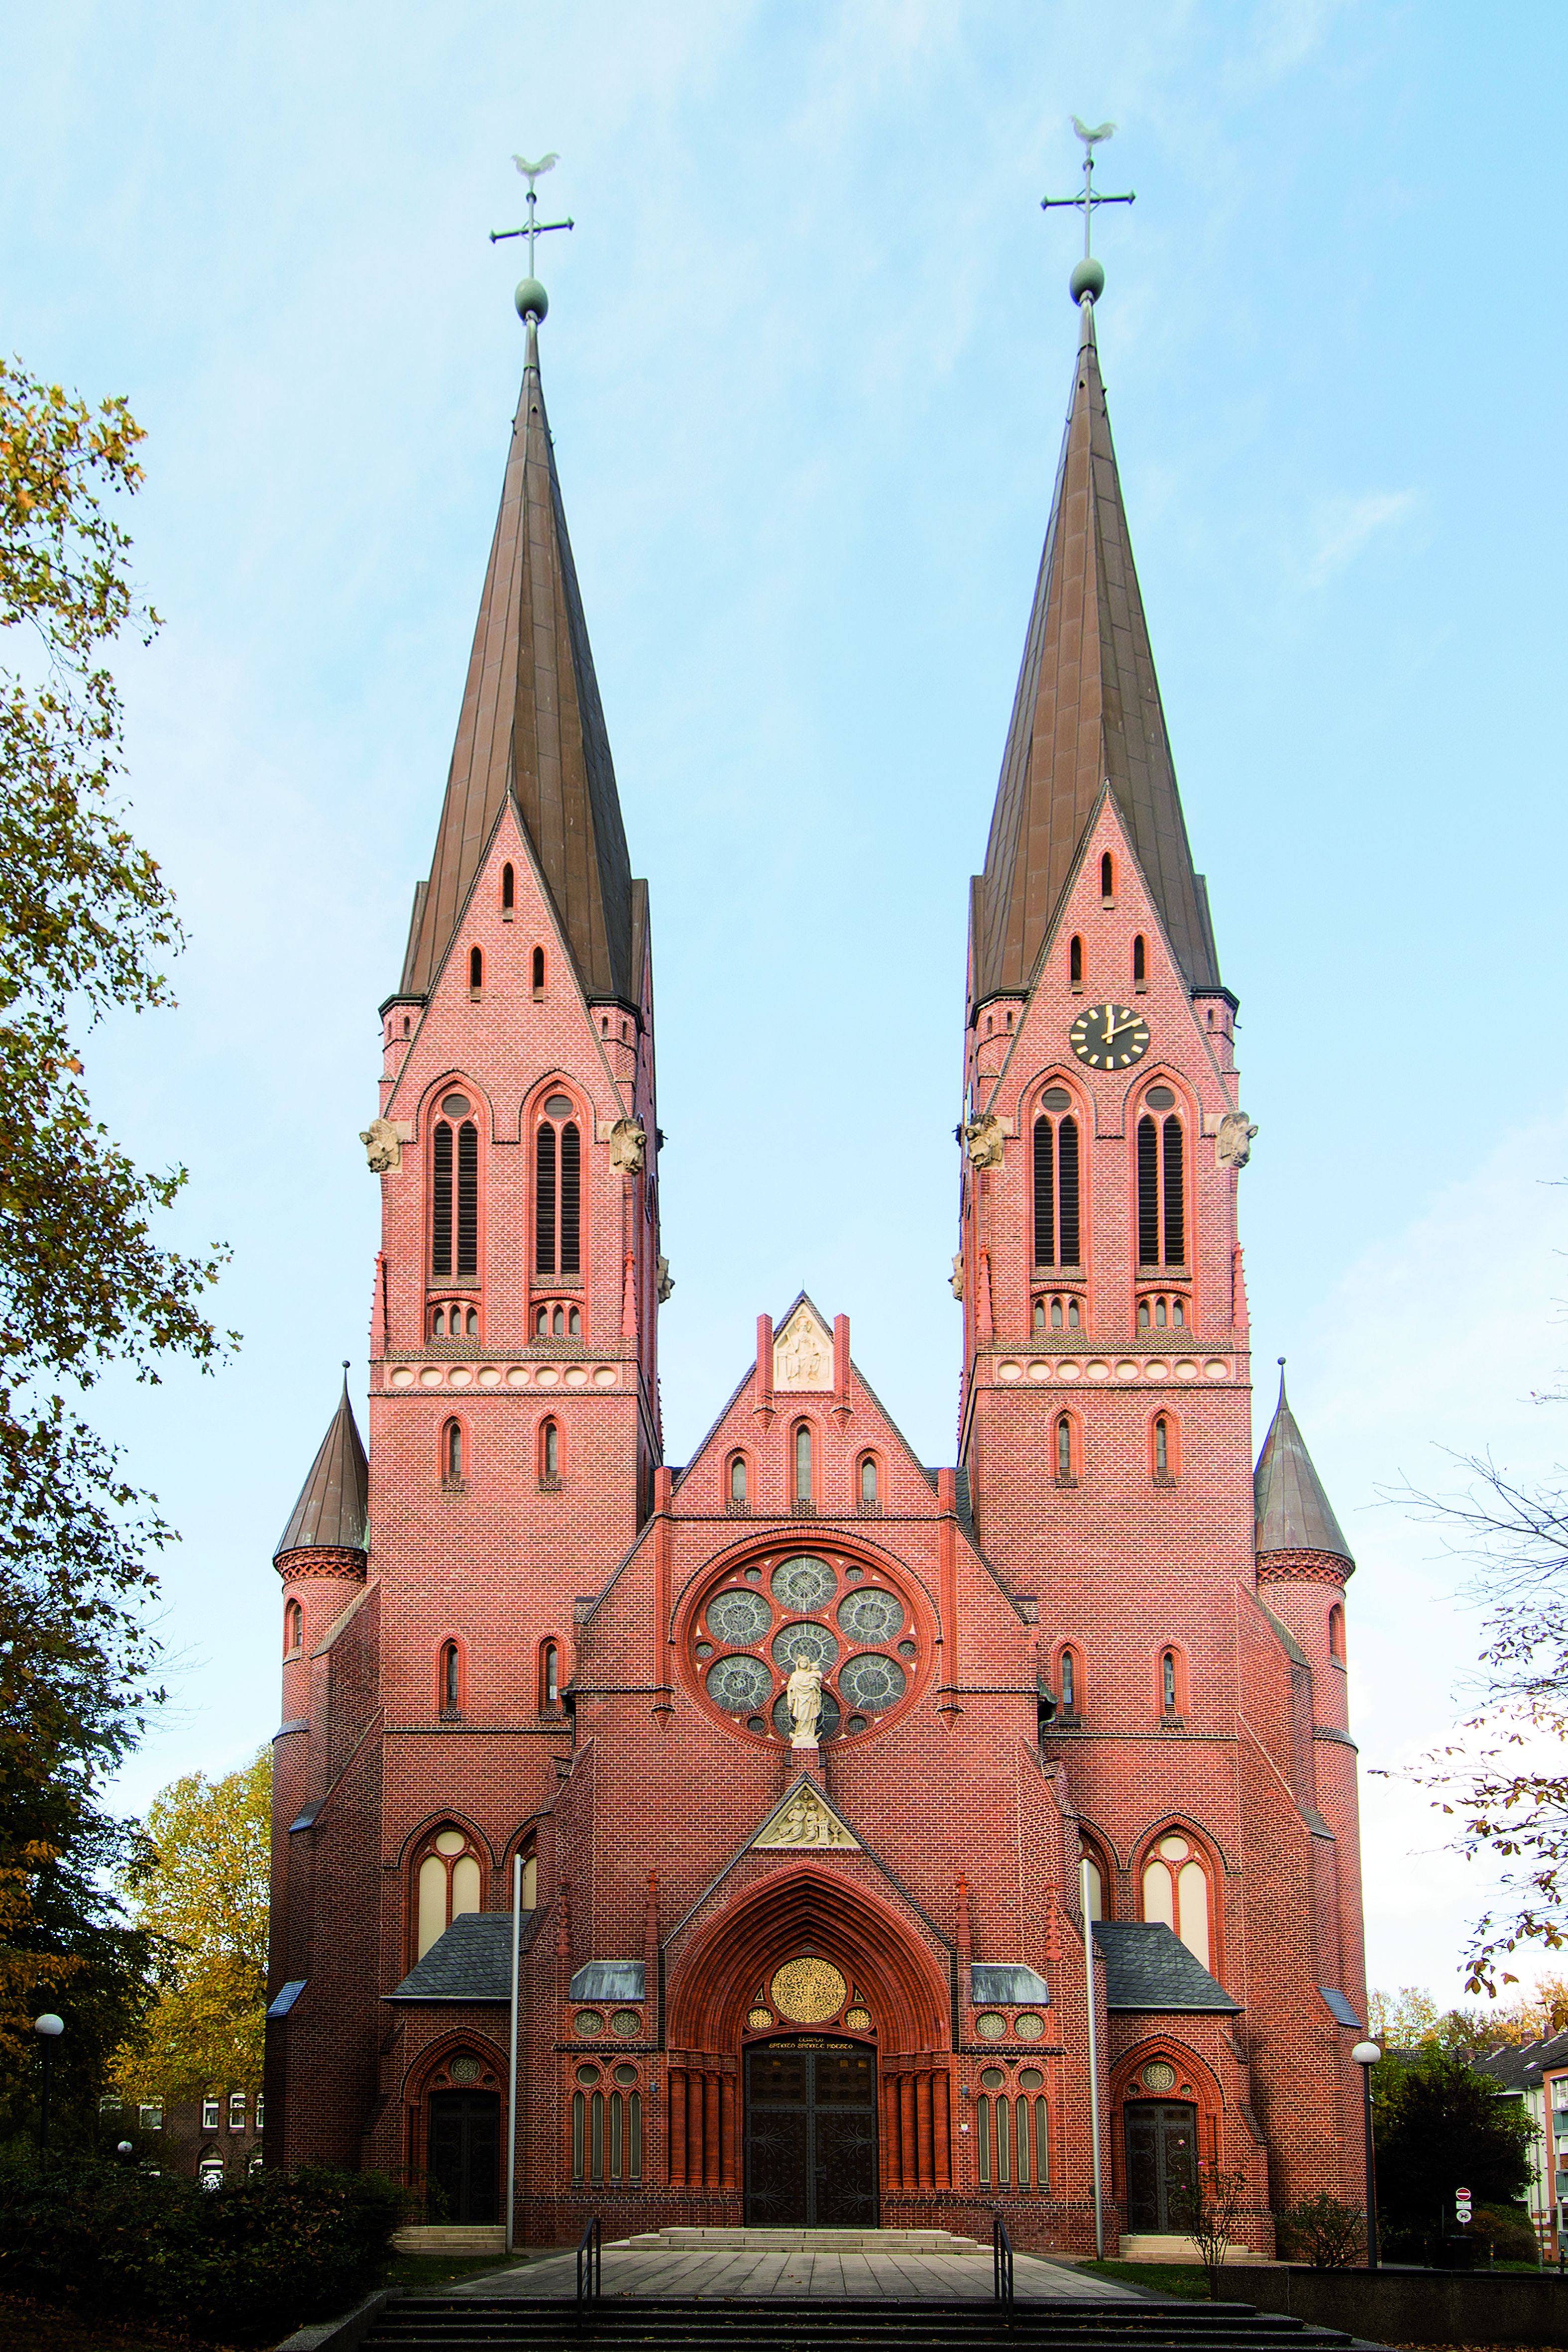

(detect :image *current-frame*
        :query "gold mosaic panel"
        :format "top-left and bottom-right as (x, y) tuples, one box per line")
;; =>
(769, 1956), (848, 2024)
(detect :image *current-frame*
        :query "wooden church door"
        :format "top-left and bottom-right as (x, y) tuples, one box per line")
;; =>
(428, 2087), (500, 2224)
(1123, 2099), (1198, 2233)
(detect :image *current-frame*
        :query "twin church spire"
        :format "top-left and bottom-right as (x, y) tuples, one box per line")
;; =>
(399, 316), (638, 1008)
(971, 302), (1222, 1008)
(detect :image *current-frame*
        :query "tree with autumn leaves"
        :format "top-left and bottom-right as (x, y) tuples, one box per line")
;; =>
(0, 357), (232, 2144)
(113, 1752), (270, 2106)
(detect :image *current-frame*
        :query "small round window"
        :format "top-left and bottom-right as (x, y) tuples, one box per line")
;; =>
(441, 1092), (471, 1116)
(544, 1092), (574, 1117)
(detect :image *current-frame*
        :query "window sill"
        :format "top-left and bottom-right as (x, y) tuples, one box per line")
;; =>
(1158, 1714), (1187, 1732)
(538, 1478), (562, 1493)
(1054, 1476), (1079, 1491)
(440, 1479), (467, 1496)
(1137, 1266), (1191, 1282)
(439, 1708), (464, 1723)
(1151, 1474), (1177, 1489)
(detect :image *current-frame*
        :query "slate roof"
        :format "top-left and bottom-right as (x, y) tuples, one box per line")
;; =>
(569, 1962), (645, 2001)
(398, 318), (639, 1008)
(387, 1909), (542, 2003)
(1319, 1987), (1363, 2029)
(274, 1373), (369, 1561)
(1467, 2030), (1568, 2093)
(1092, 1921), (1240, 2013)
(1254, 1367), (1353, 1567)
(972, 1964), (1051, 2004)
(972, 302), (1222, 1007)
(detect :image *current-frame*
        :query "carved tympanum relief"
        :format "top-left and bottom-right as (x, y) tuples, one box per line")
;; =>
(753, 1786), (860, 1851)
(774, 1305), (831, 1390)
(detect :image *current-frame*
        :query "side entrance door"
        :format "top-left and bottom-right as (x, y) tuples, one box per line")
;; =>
(1123, 2099), (1199, 2233)
(745, 2039), (878, 2226)
(428, 2088), (500, 2224)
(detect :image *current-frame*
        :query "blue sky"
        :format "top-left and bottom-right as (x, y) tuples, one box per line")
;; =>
(4, 1), (1565, 2010)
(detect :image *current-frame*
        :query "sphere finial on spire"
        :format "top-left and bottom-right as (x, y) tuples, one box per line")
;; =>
(488, 149), (573, 328)
(1043, 117), (1133, 306)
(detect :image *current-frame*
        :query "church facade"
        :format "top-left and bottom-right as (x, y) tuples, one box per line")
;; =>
(263, 271), (1368, 2254)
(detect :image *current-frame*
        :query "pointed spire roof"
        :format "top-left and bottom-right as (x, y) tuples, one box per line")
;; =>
(972, 304), (1222, 1005)
(1254, 1365), (1353, 1567)
(274, 1370), (369, 1562)
(399, 318), (635, 1004)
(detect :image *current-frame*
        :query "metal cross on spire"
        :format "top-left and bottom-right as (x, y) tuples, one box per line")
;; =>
(1041, 117), (1134, 305)
(490, 152), (574, 320)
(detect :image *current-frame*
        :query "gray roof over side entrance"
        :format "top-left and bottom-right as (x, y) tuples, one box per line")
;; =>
(387, 1909), (540, 2002)
(1093, 1921), (1240, 2013)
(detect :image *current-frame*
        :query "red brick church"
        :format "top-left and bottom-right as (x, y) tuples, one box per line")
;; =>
(264, 252), (1368, 2254)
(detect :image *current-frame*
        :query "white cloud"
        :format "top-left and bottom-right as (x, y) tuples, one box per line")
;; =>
(1306, 487), (1418, 583)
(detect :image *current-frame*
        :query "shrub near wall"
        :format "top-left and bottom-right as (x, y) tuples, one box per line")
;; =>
(0, 2161), (408, 2343)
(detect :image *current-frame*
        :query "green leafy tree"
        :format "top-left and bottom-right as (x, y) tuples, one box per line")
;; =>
(0, 359), (231, 2126)
(113, 1752), (270, 2104)
(1373, 2045), (1534, 2256)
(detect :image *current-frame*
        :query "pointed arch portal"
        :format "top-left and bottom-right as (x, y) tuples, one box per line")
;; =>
(665, 1864), (952, 2218)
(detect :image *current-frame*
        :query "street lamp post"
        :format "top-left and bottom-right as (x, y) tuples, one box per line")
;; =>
(1351, 2040), (1381, 2270)
(33, 2014), (64, 2169)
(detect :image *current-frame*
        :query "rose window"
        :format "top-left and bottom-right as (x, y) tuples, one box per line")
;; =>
(687, 1548), (924, 1742)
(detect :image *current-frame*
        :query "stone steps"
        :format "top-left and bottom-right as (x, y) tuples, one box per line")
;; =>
(623, 2225), (988, 2252)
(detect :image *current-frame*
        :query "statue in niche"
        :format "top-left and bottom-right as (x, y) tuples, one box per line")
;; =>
(786, 1653), (823, 1748)
(609, 1117), (646, 1175)
(360, 1118), (401, 1175)
(965, 1113), (1005, 1169)
(1216, 1110), (1259, 1171)
(782, 1319), (826, 1386)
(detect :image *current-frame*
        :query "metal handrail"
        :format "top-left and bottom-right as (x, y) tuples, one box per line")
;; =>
(993, 2208), (1014, 2316)
(576, 2215), (602, 2313)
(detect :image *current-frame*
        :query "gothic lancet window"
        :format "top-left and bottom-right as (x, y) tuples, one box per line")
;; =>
(413, 1827), (483, 1960)
(431, 1095), (478, 1282)
(534, 1096), (581, 1278)
(1033, 1094), (1081, 1268)
(501, 862), (515, 914)
(1140, 1829), (1213, 1972)
(793, 1423), (813, 1507)
(1136, 1091), (1185, 1268)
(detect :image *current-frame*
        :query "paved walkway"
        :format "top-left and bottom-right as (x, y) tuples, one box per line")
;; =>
(457, 2231), (1145, 2302)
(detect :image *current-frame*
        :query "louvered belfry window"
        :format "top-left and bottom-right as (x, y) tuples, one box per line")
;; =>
(1137, 1099), (1186, 1268)
(535, 1095), (581, 1278)
(1032, 1098), (1081, 1268)
(432, 1121), (453, 1276)
(431, 1092), (478, 1282)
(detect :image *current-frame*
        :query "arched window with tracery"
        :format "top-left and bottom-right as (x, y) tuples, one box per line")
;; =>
(431, 1093), (479, 1281)
(283, 1599), (303, 1656)
(1141, 1828), (1214, 1971)
(412, 1825), (484, 1961)
(1033, 1091), (1082, 1268)
(513, 1836), (539, 1910)
(535, 1094), (581, 1277)
(1136, 1088), (1186, 1267)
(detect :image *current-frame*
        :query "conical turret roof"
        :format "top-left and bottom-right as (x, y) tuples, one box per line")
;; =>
(972, 304), (1222, 1006)
(274, 1372), (369, 1561)
(399, 318), (636, 1005)
(1254, 1367), (1352, 1567)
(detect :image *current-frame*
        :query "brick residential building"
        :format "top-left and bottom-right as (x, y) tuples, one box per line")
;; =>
(263, 267), (1369, 2255)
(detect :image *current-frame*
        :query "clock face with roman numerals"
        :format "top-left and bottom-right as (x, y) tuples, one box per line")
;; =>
(1069, 1002), (1151, 1070)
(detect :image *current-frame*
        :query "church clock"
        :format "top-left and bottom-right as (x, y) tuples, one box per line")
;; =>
(1069, 1002), (1151, 1070)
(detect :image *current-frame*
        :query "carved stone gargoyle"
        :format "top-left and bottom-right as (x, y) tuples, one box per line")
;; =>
(949, 1254), (965, 1301)
(609, 1117), (647, 1175)
(1216, 1110), (1259, 1171)
(360, 1117), (401, 1175)
(656, 1255), (674, 1303)
(964, 1113), (1006, 1170)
